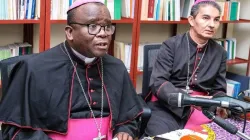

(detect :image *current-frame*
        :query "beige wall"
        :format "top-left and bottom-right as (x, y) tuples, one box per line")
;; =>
(228, 23), (250, 76)
(0, 25), (23, 46)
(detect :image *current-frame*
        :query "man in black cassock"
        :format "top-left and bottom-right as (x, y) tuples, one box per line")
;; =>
(0, 0), (143, 140)
(144, 0), (228, 137)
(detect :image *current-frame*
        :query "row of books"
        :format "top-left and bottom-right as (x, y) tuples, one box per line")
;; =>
(141, 0), (181, 21)
(114, 41), (132, 70)
(0, 42), (32, 61)
(141, 0), (244, 21)
(216, 38), (237, 60)
(51, 0), (135, 20)
(217, 1), (240, 21)
(0, 0), (40, 20)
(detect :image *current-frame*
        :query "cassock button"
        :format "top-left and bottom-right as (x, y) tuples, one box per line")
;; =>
(195, 78), (197, 81)
(195, 75), (197, 77)
(198, 57), (201, 60)
(90, 89), (95, 93)
(89, 78), (93, 81)
(92, 102), (97, 105)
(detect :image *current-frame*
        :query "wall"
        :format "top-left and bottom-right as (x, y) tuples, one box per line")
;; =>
(0, 25), (23, 46)
(228, 23), (250, 76)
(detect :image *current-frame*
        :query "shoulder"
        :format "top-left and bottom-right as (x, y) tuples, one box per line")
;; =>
(209, 39), (227, 53)
(102, 54), (126, 67)
(23, 43), (69, 69)
(162, 33), (186, 48)
(102, 54), (127, 73)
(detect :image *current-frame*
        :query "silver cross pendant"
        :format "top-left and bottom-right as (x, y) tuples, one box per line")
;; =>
(93, 132), (106, 140)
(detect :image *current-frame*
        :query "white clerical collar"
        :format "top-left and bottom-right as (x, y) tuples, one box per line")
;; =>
(196, 40), (208, 48)
(71, 47), (96, 64)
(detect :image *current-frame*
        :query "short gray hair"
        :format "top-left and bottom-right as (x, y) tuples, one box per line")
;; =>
(190, 1), (221, 18)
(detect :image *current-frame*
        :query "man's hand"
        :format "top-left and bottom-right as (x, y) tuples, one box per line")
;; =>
(216, 107), (228, 119)
(114, 132), (133, 140)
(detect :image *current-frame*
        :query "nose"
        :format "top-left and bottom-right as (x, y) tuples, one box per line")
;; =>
(96, 27), (107, 37)
(209, 20), (215, 28)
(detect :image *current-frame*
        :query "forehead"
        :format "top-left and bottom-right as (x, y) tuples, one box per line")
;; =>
(197, 5), (220, 17)
(74, 3), (111, 22)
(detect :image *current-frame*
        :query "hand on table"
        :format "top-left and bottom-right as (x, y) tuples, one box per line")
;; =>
(114, 132), (133, 140)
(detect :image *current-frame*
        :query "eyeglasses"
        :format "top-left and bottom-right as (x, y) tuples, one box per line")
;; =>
(69, 22), (116, 35)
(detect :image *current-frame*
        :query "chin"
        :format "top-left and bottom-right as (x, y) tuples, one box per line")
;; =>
(94, 52), (107, 57)
(201, 34), (214, 39)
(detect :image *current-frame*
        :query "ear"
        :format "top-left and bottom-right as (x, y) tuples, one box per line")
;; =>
(65, 25), (74, 41)
(188, 16), (195, 27)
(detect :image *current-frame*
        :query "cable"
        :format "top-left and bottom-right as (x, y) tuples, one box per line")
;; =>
(230, 104), (247, 140)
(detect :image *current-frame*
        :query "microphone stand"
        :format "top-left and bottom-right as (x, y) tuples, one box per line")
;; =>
(202, 109), (250, 140)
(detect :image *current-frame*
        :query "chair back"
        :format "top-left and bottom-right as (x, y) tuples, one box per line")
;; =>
(142, 44), (161, 102)
(0, 54), (36, 100)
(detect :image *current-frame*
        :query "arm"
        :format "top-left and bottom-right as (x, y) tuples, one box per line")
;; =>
(113, 69), (143, 139)
(0, 61), (52, 140)
(210, 50), (227, 97)
(150, 41), (190, 119)
(1, 124), (51, 140)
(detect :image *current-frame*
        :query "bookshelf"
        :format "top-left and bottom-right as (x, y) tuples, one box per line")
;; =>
(0, 1), (45, 52)
(132, 0), (250, 90)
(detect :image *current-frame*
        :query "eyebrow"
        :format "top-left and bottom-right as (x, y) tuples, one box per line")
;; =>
(202, 14), (220, 19)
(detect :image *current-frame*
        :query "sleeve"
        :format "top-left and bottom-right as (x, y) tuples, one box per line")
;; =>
(1, 124), (52, 140)
(210, 50), (227, 97)
(113, 120), (138, 138)
(149, 41), (190, 119)
(113, 69), (144, 138)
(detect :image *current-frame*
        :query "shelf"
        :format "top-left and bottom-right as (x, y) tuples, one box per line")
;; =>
(140, 19), (188, 24)
(227, 57), (249, 65)
(136, 70), (143, 75)
(140, 19), (250, 24)
(0, 20), (41, 24)
(220, 19), (250, 23)
(50, 18), (134, 24)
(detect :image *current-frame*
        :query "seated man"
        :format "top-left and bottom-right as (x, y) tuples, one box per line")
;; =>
(0, 0), (143, 140)
(144, 0), (228, 137)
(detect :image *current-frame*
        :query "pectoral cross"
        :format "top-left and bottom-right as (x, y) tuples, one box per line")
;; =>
(93, 132), (106, 140)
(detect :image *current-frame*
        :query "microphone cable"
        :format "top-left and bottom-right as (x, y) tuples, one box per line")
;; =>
(230, 103), (247, 140)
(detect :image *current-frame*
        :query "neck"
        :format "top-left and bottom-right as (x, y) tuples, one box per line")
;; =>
(189, 29), (208, 48)
(71, 47), (96, 64)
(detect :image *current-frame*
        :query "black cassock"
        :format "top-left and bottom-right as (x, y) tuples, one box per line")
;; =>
(145, 32), (227, 136)
(0, 42), (143, 140)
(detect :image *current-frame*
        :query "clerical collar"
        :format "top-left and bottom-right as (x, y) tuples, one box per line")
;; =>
(188, 32), (208, 48)
(70, 47), (96, 64)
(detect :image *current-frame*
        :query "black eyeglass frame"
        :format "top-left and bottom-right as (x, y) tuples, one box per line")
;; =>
(69, 22), (116, 35)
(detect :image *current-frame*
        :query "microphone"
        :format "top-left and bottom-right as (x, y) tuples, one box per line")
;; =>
(167, 92), (239, 108)
(202, 109), (250, 140)
(213, 96), (250, 112)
